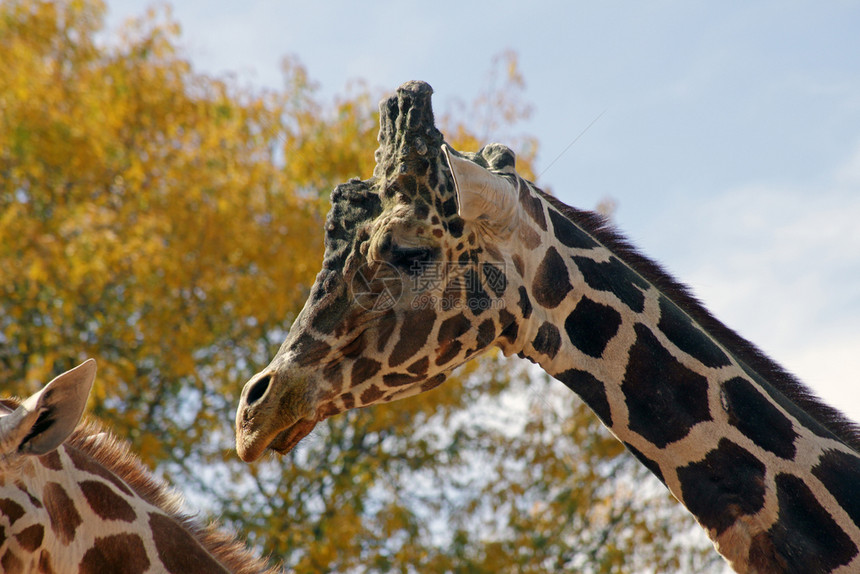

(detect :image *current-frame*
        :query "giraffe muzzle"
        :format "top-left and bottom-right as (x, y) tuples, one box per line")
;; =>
(235, 368), (318, 462)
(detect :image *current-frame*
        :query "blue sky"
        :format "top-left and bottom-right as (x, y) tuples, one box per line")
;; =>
(106, 1), (860, 419)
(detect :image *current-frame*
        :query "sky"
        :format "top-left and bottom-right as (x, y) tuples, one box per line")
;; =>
(104, 1), (860, 420)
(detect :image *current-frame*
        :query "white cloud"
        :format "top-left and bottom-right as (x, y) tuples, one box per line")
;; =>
(674, 143), (860, 421)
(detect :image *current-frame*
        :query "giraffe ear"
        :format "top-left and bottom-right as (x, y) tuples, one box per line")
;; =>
(442, 144), (519, 230)
(0, 359), (97, 456)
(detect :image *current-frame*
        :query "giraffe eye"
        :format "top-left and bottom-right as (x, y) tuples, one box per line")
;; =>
(390, 245), (435, 272)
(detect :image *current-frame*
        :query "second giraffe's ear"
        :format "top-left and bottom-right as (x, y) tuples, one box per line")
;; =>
(0, 359), (97, 456)
(442, 144), (519, 233)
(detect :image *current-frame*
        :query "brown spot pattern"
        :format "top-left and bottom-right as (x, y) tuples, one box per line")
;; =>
(518, 224), (541, 250)
(351, 357), (382, 387)
(79, 533), (149, 574)
(532, 247), (572, 309)
(39, 549), (55, 574)
(319, 402), (341, 419)
(437, 314), (470, 343)
(14, 524), (44, 552)
(766, 473), (857, 573)
(43, 482), (82, 545)
(383, 373), (422, 387)
(622, 323), (710, 448)
(498, 308), (519, 344)
(375, 314), (398, 352)
(519, 181), (547, 230)
(512, 254), (524, 277)
(420, 373), (447, 392)
(748, 532), (787, 573)
(435, 314), (470, 365)
(435, 340), (463, 366)
(406, 356), (429, 376)
(342, 393), (355, 410)
(1, 549), (22, 572)
(0, 498), (25, 525)
(677, 439), (765, 535)
(320, 360), (343, 398)
(359, 385), (385, 405)
(389, 307), (437, 367)
(149, 512), (230, 573)
(66, 447), (133, 496)
(80, 480), (136, 522)
(38, 450), (63, 471)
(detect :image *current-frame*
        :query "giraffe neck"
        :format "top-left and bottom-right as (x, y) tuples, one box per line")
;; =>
(0, 416), (275, 574)
(501, 183), (860, 573)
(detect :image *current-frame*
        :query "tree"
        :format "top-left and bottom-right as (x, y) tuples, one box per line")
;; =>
(0, 1), (719, 571)
(1, 0), (329, 468)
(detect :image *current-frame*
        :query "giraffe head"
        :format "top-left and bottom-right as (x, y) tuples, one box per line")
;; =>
(2, 361), (282, 573)
(236, 81), (530, 462)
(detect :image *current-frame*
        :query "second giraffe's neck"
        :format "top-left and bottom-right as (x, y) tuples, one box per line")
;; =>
(11, 418), (274, 574)
(500, 183), (860, 573)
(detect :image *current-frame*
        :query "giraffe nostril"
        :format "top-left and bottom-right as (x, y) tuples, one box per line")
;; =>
(246, 375), (271, 406)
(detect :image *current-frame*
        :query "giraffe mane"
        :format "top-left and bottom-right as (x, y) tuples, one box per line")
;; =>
(534, 187), (860, 455)
(55, 415), (281, 574)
